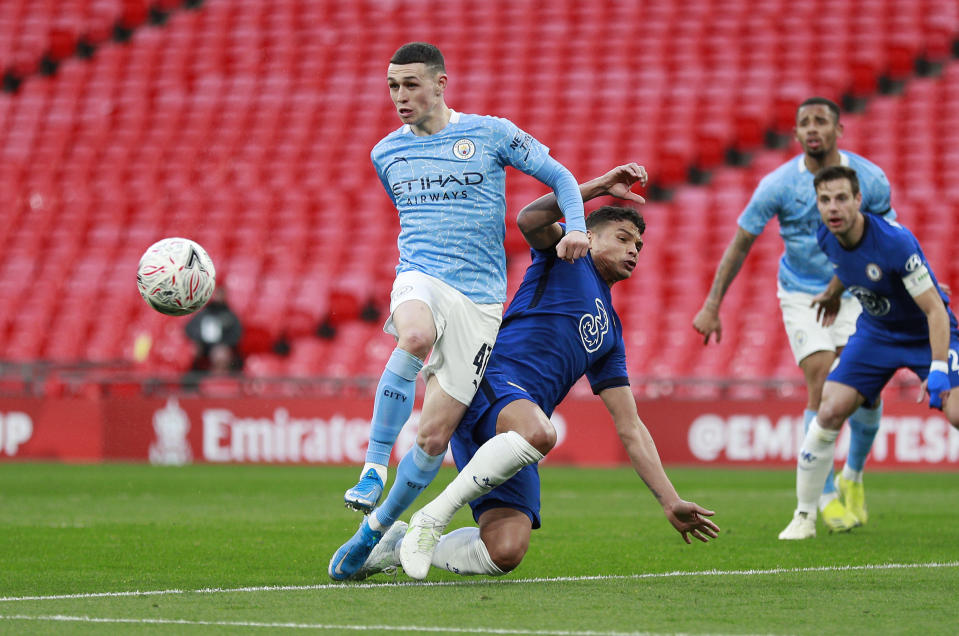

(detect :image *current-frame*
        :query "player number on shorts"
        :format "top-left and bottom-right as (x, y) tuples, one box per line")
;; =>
(949, 349), (959, 372)
(472, 342), (492, 377)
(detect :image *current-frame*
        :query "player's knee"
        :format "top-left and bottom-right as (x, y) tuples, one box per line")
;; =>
(944, 395), (959, 429)
(486, 536), (528, 573)
(816, 400), (847, 430)
(523, 419), (556, 456)
(415, 427), (451, 456)
(396, 331), (433, 360)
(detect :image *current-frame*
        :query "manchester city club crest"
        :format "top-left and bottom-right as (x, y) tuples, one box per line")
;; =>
(452, 138), (475, 160)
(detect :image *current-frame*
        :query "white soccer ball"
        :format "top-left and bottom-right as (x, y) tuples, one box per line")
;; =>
(137, 237), (216, 316)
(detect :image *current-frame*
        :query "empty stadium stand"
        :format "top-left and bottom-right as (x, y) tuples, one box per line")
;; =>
(0, 0), (957, 397)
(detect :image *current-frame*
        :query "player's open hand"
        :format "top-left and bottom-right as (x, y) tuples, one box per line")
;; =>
(810, 291), (841, 327)
(600, 163), (647, 204)
(692, 306), (722, 344)
(665, 500), (719, 544)
(556, 230), (589, 263)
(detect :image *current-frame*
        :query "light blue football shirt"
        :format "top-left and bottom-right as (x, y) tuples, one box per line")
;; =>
(372, 111), (552, 304)
(738, 151), (895, 294)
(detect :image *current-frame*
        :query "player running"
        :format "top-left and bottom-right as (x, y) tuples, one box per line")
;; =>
(779, 165), (959, 540)
(342, 42), (589, 518)
(330, 164), (719, 581)
(693, 97), (896, 532)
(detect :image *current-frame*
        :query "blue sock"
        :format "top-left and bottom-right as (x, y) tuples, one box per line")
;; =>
(846, 403), (881, 473)
(805, 409), (837, 496)
(365, 349), (423, 466)
(374, 444), (445, 527)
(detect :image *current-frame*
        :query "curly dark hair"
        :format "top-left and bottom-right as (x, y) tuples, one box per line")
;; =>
(797, 96), (840, 124)
(813, 165), (860, 197)
(585, 205), (646, 235)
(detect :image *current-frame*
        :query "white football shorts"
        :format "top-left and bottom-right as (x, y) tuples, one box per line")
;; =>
(385, 270), (503, 406)
(778, 285), (862, 364)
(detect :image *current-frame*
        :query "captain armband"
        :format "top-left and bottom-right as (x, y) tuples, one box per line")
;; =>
(903, 264), (935, 298)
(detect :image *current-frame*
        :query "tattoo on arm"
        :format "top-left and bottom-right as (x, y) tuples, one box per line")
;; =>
(640, 475), (662, 502)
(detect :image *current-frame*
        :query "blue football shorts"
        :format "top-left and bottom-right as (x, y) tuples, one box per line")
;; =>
(828, 328), (959, 408)
(450, 372), (543, 529)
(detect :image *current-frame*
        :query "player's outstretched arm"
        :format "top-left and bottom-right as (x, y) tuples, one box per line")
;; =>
(913, 286), (952, 409)
(692, 227), (757, 345)
(598, 386), (719, 544)
(517, 163), (648, 251)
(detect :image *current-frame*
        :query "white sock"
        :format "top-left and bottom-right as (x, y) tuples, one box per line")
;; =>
(842, 465), (863, 483)
(430, 527), (505, 576)
(818, 492), (838, 511)
(361, 462), (388, 486)
(796, 418), (839, 517)
(420, 431), (543, 523)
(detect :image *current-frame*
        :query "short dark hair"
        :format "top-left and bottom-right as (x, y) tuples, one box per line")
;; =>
(813, 165), (860, 197)
(390, 42), (446, 74)
(797, 97), (841, 124)
(586, 205), (646, 235)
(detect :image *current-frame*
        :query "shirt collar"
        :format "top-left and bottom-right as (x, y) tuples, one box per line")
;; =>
(403, 109), (459, 134)
(798, 150), (850, 173)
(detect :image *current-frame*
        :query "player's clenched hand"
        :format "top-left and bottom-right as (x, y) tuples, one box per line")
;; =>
(810, 291), (840, 327)
(556, 230), (589, 263)
(919, 364), (951, 410)
(600, 163), (647, 204)
(692, 306), (722, 344)
(664, 500), (719, 544)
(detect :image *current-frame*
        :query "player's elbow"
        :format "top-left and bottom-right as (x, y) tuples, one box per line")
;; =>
(516, 208), (536, 235)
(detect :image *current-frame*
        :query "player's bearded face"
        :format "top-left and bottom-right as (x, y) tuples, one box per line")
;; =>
(589, 221), (643, 285)
(387, 63), (445, 127)
(794, 104), (841, 158)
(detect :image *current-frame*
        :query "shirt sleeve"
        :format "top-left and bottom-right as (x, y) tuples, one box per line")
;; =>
(586, 337), (630, 394)
(891, 228), (935, 297)
(860, 166), (896, 220)
(737, 174), (780, 236)
(491, 117), (551, 176)
(370, 149), (397, 206)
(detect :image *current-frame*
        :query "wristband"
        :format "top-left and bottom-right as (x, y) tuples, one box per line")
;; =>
(930, 360), (948, 374)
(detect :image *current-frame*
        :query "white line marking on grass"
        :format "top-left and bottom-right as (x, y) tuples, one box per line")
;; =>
(1, 560), (956, 603)
(0, 615), (665, 635)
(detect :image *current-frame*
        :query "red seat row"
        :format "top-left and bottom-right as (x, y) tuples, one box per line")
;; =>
(0, 0), (958, 384)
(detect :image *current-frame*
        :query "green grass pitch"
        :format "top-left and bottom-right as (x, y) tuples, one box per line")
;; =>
(1, 462), (957, 634)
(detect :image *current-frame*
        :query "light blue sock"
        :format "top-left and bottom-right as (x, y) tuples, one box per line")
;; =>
(846, 403), (881, 473)
(805, 409), (837, 495)
(365, 349), (423, 466)
(373, 444), (445, 527)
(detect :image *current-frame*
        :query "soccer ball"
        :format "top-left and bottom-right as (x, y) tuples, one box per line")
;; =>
(137, 238), (216, 316)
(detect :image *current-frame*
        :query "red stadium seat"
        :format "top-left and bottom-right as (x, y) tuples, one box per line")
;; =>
(1, 0), (958, 392)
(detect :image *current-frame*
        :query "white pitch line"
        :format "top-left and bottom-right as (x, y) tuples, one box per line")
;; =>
(0, 614), (672, 635)
(1, 561), (956, 604)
